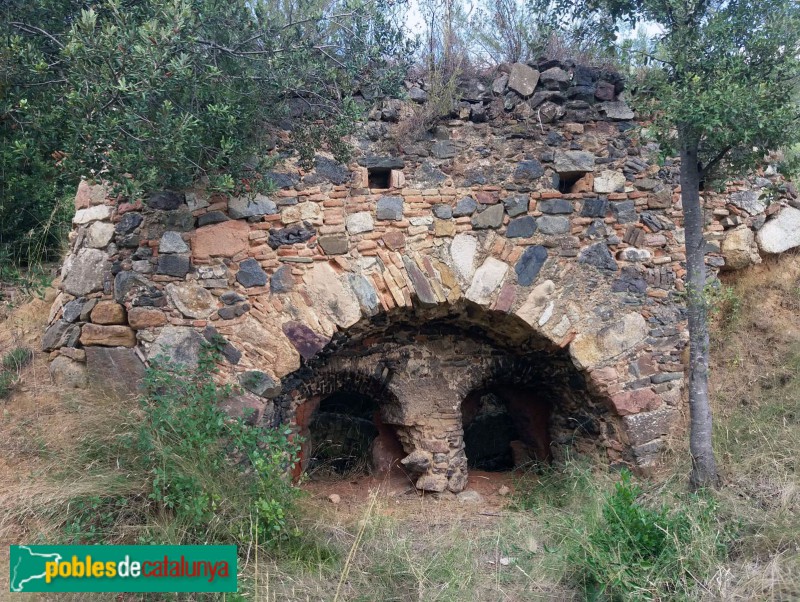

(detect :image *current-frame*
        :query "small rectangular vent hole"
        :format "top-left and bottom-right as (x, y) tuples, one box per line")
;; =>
(368, 168), (391, 189)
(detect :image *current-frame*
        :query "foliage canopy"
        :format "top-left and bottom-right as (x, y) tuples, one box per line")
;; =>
(1, 0), (412, 261)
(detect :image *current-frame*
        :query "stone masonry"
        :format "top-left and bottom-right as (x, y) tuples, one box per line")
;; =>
(45, 59), (800, 492)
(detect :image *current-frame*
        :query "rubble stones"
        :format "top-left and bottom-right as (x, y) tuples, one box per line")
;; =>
(49, 355), (88, 389)
(86, 347), (146, 395)
(228, 195), (277, 219)
(729, 190), (766, 215)
(553, 151), (595, 176)
(166, 283), (217, 318)
(537, 215), (570, 235)
(515, 245), (548, 286)
(507, 63), (540, 97)
(756, 207), (800, 254)
(74, 205), (112, 225)
(451, 234), (478, 283)
(513, 160), (544, 182)
(236, 258), (268, 288)
(578, 243), (618, 272)
(593, 170), (626, 193)
(453, 197), (478, 217)
(42, 320), (81, 351)
(376, 196), (404, 221)
(346, 212), (375, 234)
(149, 326), (205, 368)
(90, 301), (126, 325)
(506, 216), (537, 238)
(471, 204), (504, 229)
(721, 225), (761, 269)
(193, 220), (250, 259)
(159, 231), (189, 254)
(85, 222), (115, 248)
(80, 324), (137, 347)
(268, 223), (316, 248)
(62, 248), (109, 296)
(318, 234), (349, 255)
(157, 254), (191, 278)
(147, 191), (184, 210)
(115, 213), (143, 235)
(466, 258), (508, 304)
(538, 199), (573, 214)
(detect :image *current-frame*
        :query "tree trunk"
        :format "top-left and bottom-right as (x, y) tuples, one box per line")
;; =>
(680, 137), (721, 490)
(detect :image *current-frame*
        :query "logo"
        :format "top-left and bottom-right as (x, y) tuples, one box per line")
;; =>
(9, 545), (237, 593)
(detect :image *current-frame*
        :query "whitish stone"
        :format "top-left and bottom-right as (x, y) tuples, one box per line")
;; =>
(507, 63), (540, 97)
(281, 201), (322, 224)
(457, 490), (484, 504)
(450, 233), (478, 284)
(538, 301), (554, 326)
(346, 211), (374, 234)
(756, 207), (800, 254)
(516, 280), (556, 327)
(159, 231), (189, 254)
(166, 283), (217, 319)
(570, 312), (648, 370)
(228, 194), (277, 219)
(729, 190), (766, 215)
(73, 204), (112, 225)
(62, 248), (109, 296)
(721, 225), (761, 270)
(466, 258), (508, 305)
(85, 221), (115, 248)
(618, 247), (652, 262)
(303, 263), (361, 328)
(593, 170), (626, 194)
(598, 101), (634, 120)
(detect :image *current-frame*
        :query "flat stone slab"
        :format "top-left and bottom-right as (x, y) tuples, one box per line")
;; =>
(86, 346), (146, 396)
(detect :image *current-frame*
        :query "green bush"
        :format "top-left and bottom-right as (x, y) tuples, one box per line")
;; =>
(570, 470), (729, 601)
(60, 340), (301, 547)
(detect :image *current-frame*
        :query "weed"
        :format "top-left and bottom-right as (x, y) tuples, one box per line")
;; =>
(569, 470), (730, 601)
(2, 346), (33, 371)
(56, 340), (301, 547)
(0, 370), (15, 399)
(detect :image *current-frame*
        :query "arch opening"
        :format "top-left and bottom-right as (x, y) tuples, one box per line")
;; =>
(279, 301), (611, 492)
(306, 390), (404, 479)
(462, 387), (553, 472)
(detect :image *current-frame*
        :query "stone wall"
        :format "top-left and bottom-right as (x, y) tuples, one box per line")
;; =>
(44, 59), (799, 492)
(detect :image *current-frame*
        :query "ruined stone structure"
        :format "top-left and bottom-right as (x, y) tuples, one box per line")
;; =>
(44, 60), (799, 492)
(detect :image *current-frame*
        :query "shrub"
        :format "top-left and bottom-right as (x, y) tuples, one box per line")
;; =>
(1, 0), (412, 262)
(0, 370), (16, 399)
(3, 346), (33, 371)
(570, 470), (729, 601)
(60, 340), (301, 547)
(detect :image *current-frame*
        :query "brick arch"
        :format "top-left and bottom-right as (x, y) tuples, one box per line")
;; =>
(273, 296), (637, 491)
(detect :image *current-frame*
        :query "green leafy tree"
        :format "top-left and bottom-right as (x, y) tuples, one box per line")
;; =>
(544, 0), (800, 488)
(1, 0), (412, 261)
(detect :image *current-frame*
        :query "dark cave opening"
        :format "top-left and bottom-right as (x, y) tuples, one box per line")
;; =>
(462, 386), (553, 472)
(306, 390), (403, 477)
